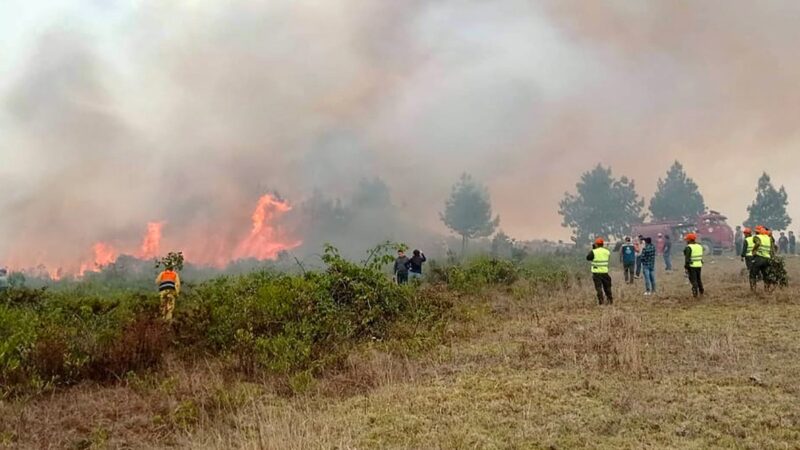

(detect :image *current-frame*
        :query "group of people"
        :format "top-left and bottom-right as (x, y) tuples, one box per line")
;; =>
(588, 225), (783, 305)
(393, 249), (427, 284)
(617, 234), (674, 294)
(735, 226), (795, 256)
(587, 233), (705, 305)
(739, 226), (780, 290)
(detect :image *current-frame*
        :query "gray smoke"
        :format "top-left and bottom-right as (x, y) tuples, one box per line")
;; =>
(2, 0), (800, 271)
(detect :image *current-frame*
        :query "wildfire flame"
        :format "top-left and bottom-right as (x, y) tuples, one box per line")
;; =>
(233, 194), (301, 261)
(138, 222), (164, 259)
(4, 194), (301, 278)
(78, 242), (118, 276)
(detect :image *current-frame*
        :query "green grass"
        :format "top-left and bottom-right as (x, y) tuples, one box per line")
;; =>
(2, 255), (800, 448)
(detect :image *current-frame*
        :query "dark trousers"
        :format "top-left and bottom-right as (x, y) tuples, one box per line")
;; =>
(635, 256), (642, 276)
(592, 273), (613, 304)
(623, 263), (635, 284)
(750, 256), (771, 289)
(744, 256), (754, 272)
(396, 272), (408, 285)
(687, 267), (704, 297)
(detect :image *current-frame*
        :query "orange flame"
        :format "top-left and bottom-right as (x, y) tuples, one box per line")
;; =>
(79, 242), (118, 276)
(233, 194), (302, 261)
(139, 222), (164, 259)
(4, 194), (301, 278)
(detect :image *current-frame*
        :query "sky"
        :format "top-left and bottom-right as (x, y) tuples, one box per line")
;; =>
(2, 0), (800, 270)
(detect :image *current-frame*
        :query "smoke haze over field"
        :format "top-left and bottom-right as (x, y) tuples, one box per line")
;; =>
(2, 0), (800, 270)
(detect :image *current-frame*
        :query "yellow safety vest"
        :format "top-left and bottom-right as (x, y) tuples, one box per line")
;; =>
(591, 247), (611, 274)
(755, 234), (772, 259)
(688, 243), (704, 268)
(744, 236), (755, 257)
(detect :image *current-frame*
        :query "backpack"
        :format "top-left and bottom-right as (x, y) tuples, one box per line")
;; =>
(621, 244), (636, 264)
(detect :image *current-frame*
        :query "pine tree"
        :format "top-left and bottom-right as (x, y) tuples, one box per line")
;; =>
(559, 164), (645, 244)
(745, 172), (791, 230)
(649, 161), (706, 221)
(441, 173), (500, 253)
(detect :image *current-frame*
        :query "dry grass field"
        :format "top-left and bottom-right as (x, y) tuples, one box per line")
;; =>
(3, 256), (800, 449)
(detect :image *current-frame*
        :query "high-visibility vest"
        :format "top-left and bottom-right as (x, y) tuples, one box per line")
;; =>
(744, 236), (755, 257)
(688, 243), (704, 268)
(591, 247), (611, 274)
(158, 270), (178, 291)
(755, 234), (772, 259)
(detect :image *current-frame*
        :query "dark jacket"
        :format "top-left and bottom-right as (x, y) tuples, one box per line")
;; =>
(620, 244), (636, 265)
(394, 256), (410, 274)
(641, 244), (656, 268)
(407, 254), (427, 274)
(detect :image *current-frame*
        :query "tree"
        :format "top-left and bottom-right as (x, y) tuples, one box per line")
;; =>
(649, 161), (706, 221)
(351, 177), (392, 209)
(745, 172), (791, 230)
(491, 230), (514, 259)
(559, 164), (645, 245)
(441, 173), (500, 253)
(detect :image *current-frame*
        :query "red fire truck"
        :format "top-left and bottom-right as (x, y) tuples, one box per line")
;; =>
(630, 211), (735, 255)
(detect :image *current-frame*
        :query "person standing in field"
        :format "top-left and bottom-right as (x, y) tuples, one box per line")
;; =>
(663, 235), (673, 271)
(407, 249), (427, 282)
(393, 250), (410, 285)
(684, 233), (705, 298)
(155, 265), (181, 321)
(789, 231), (796, 255)
(741, 227), (755, 273)
(619, 237), (636, 284)
(778, 232), (789, 255)
(586, 238), (612, 305)
(635, 235), (644, 279)
(751, 226), (774, 291)
(0, 267), (9, 293)
(641, 237), (657, 296)
(734, 225), (744, 256)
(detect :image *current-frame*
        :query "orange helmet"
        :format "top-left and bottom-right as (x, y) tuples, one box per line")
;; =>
(685, 233), (697, 242)
(743, 227), (752, 235)
(594, 238), (604, 246)
(755, 225), (767, 234)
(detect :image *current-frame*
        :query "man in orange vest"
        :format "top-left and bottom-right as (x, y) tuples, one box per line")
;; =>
(156, 265), (181, 321)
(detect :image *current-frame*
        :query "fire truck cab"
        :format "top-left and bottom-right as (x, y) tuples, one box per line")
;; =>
(631, 211), (734, 256)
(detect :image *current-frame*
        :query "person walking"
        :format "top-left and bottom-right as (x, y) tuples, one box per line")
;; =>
(663, 235), (673, 271)
(684, 233), (705, 297)
(789, 231), (796, 255)
(586, 238), (613, 305)
(734, 225), (744, 256)
(741, 227), (755, 273)
(750, 226), (774, 291)
(619, 237), (636, 284)
(393, 250), (410, 285)
(155, 264), (181, 321)
(778, 232), (789, 255)
(407, 249), (427, 282)
(641, 237), (657, 296)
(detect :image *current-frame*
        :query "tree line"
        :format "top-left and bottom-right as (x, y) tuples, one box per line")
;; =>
(439, 161), (791, 249)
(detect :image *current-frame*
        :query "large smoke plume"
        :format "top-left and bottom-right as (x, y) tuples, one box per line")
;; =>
(2, 0), (800, 272)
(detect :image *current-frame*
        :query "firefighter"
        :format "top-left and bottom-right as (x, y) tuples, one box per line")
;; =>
(586, 238), (613, 305)
(155, 264), (181, 321)
(684, 233), (705, 298)
(740, 227), (755, 272)
(750, 226), (773, 291)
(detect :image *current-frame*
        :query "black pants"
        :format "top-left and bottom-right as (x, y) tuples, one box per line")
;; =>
(750, 256), (771, 289)
(623, 263), (635, 284)
(592, 273), (613, 304)
(396, 272), (408, 285)
(744, 256), (753, 273)
(687, 267), (704, 297)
